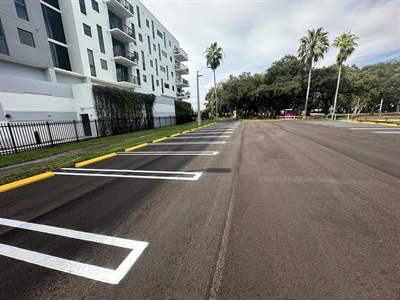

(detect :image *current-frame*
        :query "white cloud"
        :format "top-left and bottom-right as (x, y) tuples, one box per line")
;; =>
(141, 0), (399, 109)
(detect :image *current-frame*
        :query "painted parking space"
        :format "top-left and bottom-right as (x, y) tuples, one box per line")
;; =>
(0, 217), (148, 285)
(0, 122), (238, 287)
(54, 168), (203, 181)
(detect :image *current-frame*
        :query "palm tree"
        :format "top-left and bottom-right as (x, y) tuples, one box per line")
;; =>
(205, 42), (224, 117)
(297, 27), (329, 117)
(332, 31), (358, 119)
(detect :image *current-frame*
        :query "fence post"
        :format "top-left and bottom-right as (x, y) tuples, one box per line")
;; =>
(7, 123), (18, 154)
(94, 119), (99, 138)
(73, 120), (79, 142)
(46, 121), (54, 148)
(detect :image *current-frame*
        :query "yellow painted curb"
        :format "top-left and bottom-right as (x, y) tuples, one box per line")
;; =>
(152, 137), (167, 143)
(182, 130), (190, 134)
(0, 172), (55, 193)
(348, 120), (359, 123)
(170, 133), (181, 137)
(125, 143), (148, 152)
(75, 153), (117, 168)
(190, 128), (197, 131)
(360, 121), (377, 125)
(379, 123), (398, 127)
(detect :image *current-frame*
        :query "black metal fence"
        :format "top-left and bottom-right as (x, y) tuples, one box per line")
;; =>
(0, 116), (192, 156)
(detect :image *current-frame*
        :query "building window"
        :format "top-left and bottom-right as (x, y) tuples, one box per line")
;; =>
(79, 0), (86, 15)
(146, 19), (149, 28)
(100, 59), (107, 70)
(151, 20), (155, 39)
(169, 40), (171, 47)
(156, 79), (159, 86)
(170, 56), (172, 62)
(41, 4), (66, 43)
(14, 0), (29, 21)
(147, 35), (151, 54)
(157, 30), (163, 39)
(153, 44), (156, 51)
(164, 83), (170, 89)
(97, 25), (105, 53)
(160, 66), (166, 73)
(143, 74), (147, 83)
(141, 50), (145, 71)
(163, 32), (166, 48)
(171, 72), (174, 78)
(0, 19), (9, 55)
(158, 44), (161, 60)
(49, 41), (71, 70)
(17, 28), (35, 47)
(172, 86), (174, 91)
(162, 50), (167, 58)
(87, 49), (96, 76)
(138, 33), (142, 42)
(151, 75), (155, 91)
(83, 23), (91, 37)
(91, 0), (99, 12)
(155, 59), (158, 76)
(166, 66), (169, 80)
(43, 0), (59, 9)
(149, 60), (153, 67)
(136, 6), (141, 27)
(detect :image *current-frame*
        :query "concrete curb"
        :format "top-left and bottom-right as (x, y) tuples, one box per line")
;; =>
(75, 153), (117, 168)
(152, 137), (168, 143)
(125, 143), (148, 152)
(0, 172), (55, 193)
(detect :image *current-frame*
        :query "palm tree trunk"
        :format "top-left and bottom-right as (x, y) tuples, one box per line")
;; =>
(332, 63), (342, 120)
(213, 69), (218, 117)
(304, 66), (312, 117)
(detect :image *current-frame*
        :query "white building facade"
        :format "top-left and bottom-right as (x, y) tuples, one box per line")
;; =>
(0, 0), (190, 122)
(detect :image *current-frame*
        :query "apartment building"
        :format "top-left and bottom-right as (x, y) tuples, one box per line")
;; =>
(0, 0), (190, 122)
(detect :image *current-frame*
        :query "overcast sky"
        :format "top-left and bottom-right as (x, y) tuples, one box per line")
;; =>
(141, 0), (399, 110)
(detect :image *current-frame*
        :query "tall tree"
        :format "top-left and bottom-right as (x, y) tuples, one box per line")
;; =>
(297, 27), (329, 116)
(332, 31), (358, 119)
(205, 42), (224, 117)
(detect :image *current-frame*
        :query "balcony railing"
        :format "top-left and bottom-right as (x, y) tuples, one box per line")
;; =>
(105, 0), (134, 17)
(174, 62), (189, 74)
(113, 46), (138, 64)
(177, 91), (191, 98)
(176, 78), (190, 86)
(173, 47), (188, 61)
(110, 18), (135, 39)
(117, 72), (140, 86)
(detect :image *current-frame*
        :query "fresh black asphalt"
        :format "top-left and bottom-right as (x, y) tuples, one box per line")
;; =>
(0, 121), (399, 299)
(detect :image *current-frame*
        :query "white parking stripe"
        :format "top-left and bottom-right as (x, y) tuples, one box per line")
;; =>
(0, 217), (148, 284)
(374, 131), (400, 134)
(351, 128), (399, 130)
(172, 136), (230, 139)
(149, 141), (226, 145)
(117, 151), (219, 156)
(55, 168), (202, 181)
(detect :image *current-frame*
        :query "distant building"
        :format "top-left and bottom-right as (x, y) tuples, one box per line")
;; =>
(0, 0), (190, 122)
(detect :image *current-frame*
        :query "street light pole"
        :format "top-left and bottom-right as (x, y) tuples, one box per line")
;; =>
(196, 66), (210, 127)
(196, 70), (202, 127)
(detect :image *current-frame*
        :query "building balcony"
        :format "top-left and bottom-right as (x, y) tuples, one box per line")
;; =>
(109, 19), (135, 43)
(176, 77), (190, 87)
(113, 46), (138, 67)
(175, 62), (189, 75)
(177, 91), (191, 99)
(116, 72), (141, 88)
(174, 47), (188, 62)
(105, 0), (134, 18)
